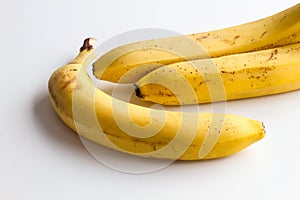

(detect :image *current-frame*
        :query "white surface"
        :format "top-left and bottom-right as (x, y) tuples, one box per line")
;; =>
(1, 0), (300, 199)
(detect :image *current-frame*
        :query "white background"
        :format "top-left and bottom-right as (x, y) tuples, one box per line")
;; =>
(1, 0), (300, 199)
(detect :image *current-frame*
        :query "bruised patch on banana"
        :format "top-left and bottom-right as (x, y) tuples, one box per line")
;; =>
(60, 77), (76, 90)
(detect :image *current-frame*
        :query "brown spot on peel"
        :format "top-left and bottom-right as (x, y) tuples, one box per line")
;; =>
(196, 35), (208, 42)
(260, 31), (268, 39)
(266, 49), (278, 62)
(60, 77), (76, 90)
(234, 35), (240, 40)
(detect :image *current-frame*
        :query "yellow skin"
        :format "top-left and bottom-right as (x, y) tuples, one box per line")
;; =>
(93, 4), (300, 83)
(48, 39), (265, 160)
(135, 42), (300, 105)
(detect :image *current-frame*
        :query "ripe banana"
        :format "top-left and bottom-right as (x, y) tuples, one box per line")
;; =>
(93, 3), (300, 83)
(48, 38), (265, 160)
(135, 42), (300, 105)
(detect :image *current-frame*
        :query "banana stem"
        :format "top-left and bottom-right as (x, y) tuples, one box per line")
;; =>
(71, 38), (96, 64)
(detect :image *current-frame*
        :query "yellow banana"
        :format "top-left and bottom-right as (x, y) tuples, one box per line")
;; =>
(134, 42), (300, 105)
(93, 3), (300, 83)
(48, 39), (265, 160)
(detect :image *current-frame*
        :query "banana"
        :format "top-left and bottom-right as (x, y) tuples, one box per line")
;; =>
(48, 38), (265, 160)
(93, 3), (300, 83)
(134, 42), (300, 105)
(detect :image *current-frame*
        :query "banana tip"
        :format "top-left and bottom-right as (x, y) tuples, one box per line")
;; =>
(262, 122), (266, 137)
(134, 84), (144, 98)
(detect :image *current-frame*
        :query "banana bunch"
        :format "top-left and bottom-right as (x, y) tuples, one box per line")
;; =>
(48, 39), (265, 160)
(46, 3), (300, 161)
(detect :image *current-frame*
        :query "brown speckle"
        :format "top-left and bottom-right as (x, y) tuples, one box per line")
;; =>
(196, 35), (208, 42)
(266, 49), (278, 62)
(221, 70), (235, 75)
(260, 31), (268, 39)
(234, 35), (240, 40)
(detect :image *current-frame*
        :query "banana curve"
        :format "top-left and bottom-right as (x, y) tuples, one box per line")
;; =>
(48, 38), (265, 160)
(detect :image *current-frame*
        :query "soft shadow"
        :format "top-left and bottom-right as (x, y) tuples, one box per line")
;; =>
(33, 89), (174, 174)
(33, 89), (87, 154)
